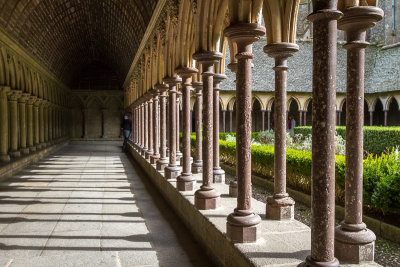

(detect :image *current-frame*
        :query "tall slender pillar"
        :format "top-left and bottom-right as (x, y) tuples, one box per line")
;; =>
(44, 102), (49, 146)
(383, 110), (388, 126)
(222, 110), (226, 132)
(82, 108), (88, 139)
(369, 111), (373, 126)
(264, 43), (297, 220)
(145, 96), (154, 160)
(39, 101), (46, 147)
(18, 93), (30, 155)
(48, 105), (53, 144)
(142, 101), (148, 156)
(224, 23), (265, 242)
(176, 67), (198, 191)
(335, 6), (382, 264)
(140, 103), (145, 149)
(0, 87), (10, 162)
(156, 84), (169, 170)
(101, 108), (107, 138)
(8, 90), (22, 158)
(300, 1), (342, 265)
(27, 96), (36, 153)
(213, 74), (226, 183)
(303, 111), (307, 126)
(299, 110), (303, 126)
(191, 81), (203, 174)
(229, 110), (233, 132)
(192, 51), (221, 210)
(176, 92), (182, 162)
(150, 89), (160, 164)
(261, 110), (265, 131)
(267, 110), (271, 130)
(33, 99), (41, 149)
(163, 77), (182, 179)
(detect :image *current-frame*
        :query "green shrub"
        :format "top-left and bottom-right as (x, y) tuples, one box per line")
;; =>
(295, 126), (400, 154)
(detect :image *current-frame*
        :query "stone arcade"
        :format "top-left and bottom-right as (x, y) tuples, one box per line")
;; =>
(0, 0), (395, 266)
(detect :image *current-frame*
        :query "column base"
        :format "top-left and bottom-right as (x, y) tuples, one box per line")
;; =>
(213, 167), (225, 183)
(141, 148), (147, 156)
(164, 165), (180, 180)
(150, 154), (160, 164)
(192, 160), (203, 174)
(0, 154), (10, 162)
(29, 146), (36, 153)
(335, 225), (376, 264)
(226, 209), (261, 243)
(9, 150), (21, 158)
(298, 255), (340, 267)
(177, 173), (196, 191)
(145, 150), (153, 160)
(266, 196), (295, 220)
(21, 147), (30, 155)
(156, 157), (169, 171)
(176, 151), (182, 162)
(229, 180), (238, 197)
(180, 156), (193, 166)
(194, 186), (220, 210)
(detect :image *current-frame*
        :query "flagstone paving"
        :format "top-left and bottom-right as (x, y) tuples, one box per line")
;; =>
(0, 142), (213, 267)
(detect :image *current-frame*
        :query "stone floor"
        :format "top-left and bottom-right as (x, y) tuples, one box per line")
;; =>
(0, 142), (214, 267)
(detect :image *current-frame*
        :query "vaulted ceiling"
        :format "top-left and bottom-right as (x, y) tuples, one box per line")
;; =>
(0, 0), (158, 88)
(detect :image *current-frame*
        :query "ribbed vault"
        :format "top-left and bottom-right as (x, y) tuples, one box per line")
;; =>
(0, 0), (158, 88)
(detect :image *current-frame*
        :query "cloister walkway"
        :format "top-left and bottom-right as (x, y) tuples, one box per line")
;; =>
(0, 142), (212, 267)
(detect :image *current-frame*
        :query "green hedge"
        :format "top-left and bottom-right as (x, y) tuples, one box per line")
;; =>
(295, 126), (400, 154)
(190, 135), (400, 215)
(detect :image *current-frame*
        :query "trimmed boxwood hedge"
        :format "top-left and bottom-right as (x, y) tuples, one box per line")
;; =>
(189, 135), (399, 215)
(295, 126), (400, 155)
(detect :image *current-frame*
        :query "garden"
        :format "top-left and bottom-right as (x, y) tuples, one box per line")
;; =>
(190, 126), (400, 224)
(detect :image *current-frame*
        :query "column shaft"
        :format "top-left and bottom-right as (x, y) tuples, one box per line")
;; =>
(222, 110), (226, 132)
(156, 85), (169, 170)
(146, 97), (153, 159)
(192, 82), (203, 174)
(27, 97), (36, 152)
(8, 91), (21, 157)
(213, 74), (226, 183)
(19, 94), (30, 154)
(0, 87), (10, 162)
(301, 3), (342, 265)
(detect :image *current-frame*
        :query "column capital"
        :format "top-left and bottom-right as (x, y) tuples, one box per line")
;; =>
(34, 98), (43, 106)
(191, 81), (203, 92)
(27, 96), (37, 105)
(18, 93), (31, 103)
(213, 73), (227, 89)
(0, 86), (11, 94)
(175, 66), (198, 78)
(163, 76), (182, 87)
(193, 51), (222, 65)
(263, 42), (299, 60)
(227, 62), (238, 73)
(224, 23), (265, 45)
(7, 90), (22, 101)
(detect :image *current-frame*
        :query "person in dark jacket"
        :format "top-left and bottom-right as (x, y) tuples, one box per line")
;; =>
(121, 114), (132, 151)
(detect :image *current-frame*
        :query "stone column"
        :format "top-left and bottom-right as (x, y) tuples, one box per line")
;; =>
(229, 110), (233, 132)
(299, 110), (303, 126)
(267, 110), (271, 130)
(213, 74), (226, 183)
(338, 110), (342, 125)
(192, 51), (222, 210)
(335, 6), (383, 264)
(191, 81), (203, 174)
(222, 110), (226, 132)
(82, 108), (88, 139)
(150, 89), (160, 164)
(176, 92), (182, 162)
(383, 109), (388, 126)
(303, 111), (307, 126)
(163, 77), (182, 179)
(48, 105), (53, 144)
(0, 87), (10, 162)
(140, 103), (145, 150)
(39, 101), (45, 147)
(44, 102), (49, 146)
(18, 93), (30, 155)
(261, 110), (265, 131)
(224, 23), (265, 243)
(156, 84), (169, 170)
(176, 67), (198, 191)
(101, 108), (107, 138)
(33, 99), (41, 149)
(26, 96), (36, 153)
(8, 90), (22, 158)
(145, 96), (154, 160)
(264, 43), (298, 220)
(142, 101), (148, 156)
(300, 1), (342, 266)
(369, 111), (373, 126)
